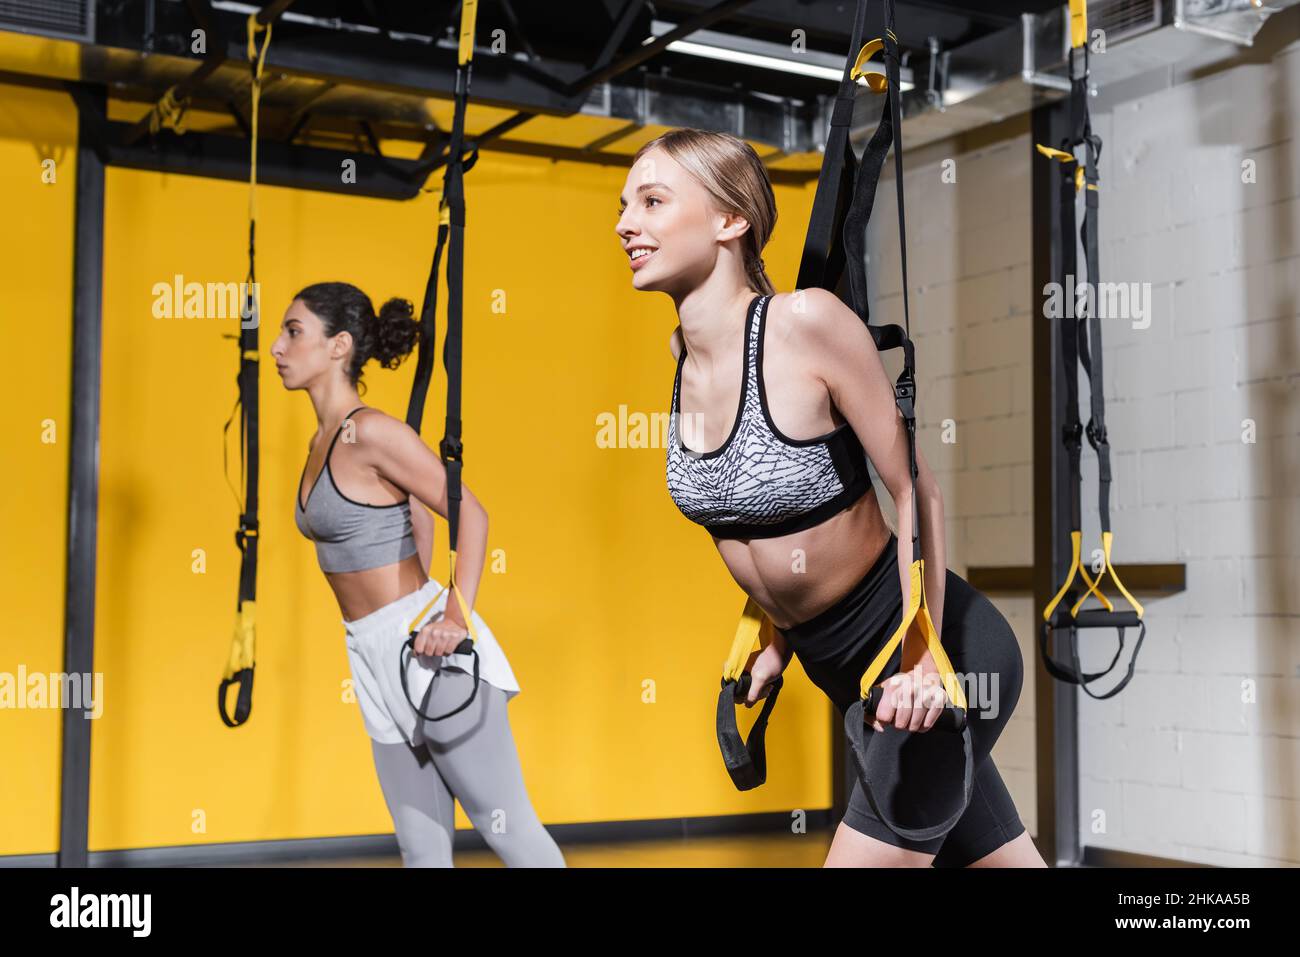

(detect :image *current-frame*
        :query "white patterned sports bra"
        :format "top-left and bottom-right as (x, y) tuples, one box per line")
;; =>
(665, 294), (873, 539)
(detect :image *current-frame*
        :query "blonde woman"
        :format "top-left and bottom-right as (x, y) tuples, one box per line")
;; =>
(616, 129), (1044, 868)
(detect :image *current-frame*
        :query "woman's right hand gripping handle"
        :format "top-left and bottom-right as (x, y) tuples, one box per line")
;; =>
(742, 618), (791, 706)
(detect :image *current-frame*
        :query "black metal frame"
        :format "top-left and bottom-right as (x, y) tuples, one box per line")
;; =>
(59, 82), (105, 870)
(1032, 95), (1073, 867)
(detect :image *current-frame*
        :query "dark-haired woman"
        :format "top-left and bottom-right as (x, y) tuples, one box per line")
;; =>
(270, 281), (564, 868)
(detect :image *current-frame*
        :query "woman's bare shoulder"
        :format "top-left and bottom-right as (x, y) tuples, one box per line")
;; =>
(348, 405), (420, 450)
(772, 288), (873, 357)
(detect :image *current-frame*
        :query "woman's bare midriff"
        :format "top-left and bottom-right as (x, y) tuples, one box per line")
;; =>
(329, 554), (429, 623)
(713, 486), (893, 631)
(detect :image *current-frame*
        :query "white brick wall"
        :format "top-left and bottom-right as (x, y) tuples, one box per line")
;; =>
(868, 36), (1300, 865)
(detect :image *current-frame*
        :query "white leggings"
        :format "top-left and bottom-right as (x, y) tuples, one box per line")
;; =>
(369, 667), (565, 868)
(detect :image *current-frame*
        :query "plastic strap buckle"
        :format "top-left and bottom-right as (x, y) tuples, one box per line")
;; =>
(1063, 421), (1083, 449)
(440, 436), (464, 462)
(235, 516), (259, 550)
(894, 376), (916, 421)
(1085, 419), (1108, 451)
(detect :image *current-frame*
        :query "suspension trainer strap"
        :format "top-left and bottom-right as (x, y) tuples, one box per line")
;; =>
(715, 0), (872, 792)
(397, 1), (483, 724)
(1036, 0), (1145, 698)
(838, 0), (973, 842)
(219, 14), (272, 728)
(796, 0), (870, 294)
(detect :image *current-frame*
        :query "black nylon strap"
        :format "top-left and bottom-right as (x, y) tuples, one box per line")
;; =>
(442, 147), (467, 552)
(717, 675), (783, 791)
(795, 0), (869, 294)
(406, 40), (472, 547)
(1039, 619), (1145, 699)
(845, 698), (973, 842)
(399, 16), (479, 723)
(405, 222), (449, 432)
(880, 8), (919, 563)
(237, 216), (260, 617)
(1058, 144), (1084, 534)
(219, 200), (261, 729)
(1080, 128), (1110, 534)
(1041, 52), (1146, 697)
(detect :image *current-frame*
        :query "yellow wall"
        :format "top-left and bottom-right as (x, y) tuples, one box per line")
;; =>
(1, 80), (77, 858)
(0, 78), (830, 856)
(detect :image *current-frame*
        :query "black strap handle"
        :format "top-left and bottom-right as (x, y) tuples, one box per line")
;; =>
(217, 668), (254, 728)
(400, 636), (480, 723)
(1040, 613), (1146, 700)
(716, 674), (783, 791)
(844, 690), (974, 842)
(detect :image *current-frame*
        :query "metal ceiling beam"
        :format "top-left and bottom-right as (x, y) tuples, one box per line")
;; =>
(564, 0), (758, 94)
(590, 0), (650, 74)
(474, 0), (759, 155)
(101, 118), (427, 198)
(124, 0), (300, 146)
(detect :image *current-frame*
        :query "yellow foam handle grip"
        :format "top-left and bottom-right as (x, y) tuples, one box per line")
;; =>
(860, 560), (967, 711)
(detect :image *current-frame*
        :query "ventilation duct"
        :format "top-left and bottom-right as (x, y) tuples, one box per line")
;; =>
(878, 0), (1299, 150)
(0, 0), (93, 43)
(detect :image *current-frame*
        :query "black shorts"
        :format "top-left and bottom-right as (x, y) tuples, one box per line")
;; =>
(778, 533), (1027, 867)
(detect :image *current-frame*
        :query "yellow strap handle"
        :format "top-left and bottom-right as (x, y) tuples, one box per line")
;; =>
(1043, 530), (1111, 620)
(149, 85), (190, 135)
(1036, 144), (1073, 163)
(1069, 530), (1145, 618)
(458, 0), (479, 66)
(405, 549), (482, 643)
(849, 36), (890, 94)
(1035, 143), (1097, 193)
(1069, 0), (1088, 51)
(224, 600), (256, 678)
(858, 559), (967, 711)
(722, 597), (766, 682)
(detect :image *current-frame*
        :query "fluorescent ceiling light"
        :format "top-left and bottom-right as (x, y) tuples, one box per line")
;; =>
(646, 21), (914, 91)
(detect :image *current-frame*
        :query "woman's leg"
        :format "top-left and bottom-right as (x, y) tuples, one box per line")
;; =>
(822, 570), (1034, 867)
(369, 738), (457, 867)
(967, 831), (1047, 867)
(825, 820), (936, 867)
(416, 668), (566, 868)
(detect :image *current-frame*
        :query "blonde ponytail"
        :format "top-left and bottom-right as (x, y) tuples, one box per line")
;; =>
(746, 255), (775, 296)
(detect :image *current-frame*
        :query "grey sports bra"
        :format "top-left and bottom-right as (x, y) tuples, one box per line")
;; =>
(665, 294), (873, 539)
(294, 407), (419, 573)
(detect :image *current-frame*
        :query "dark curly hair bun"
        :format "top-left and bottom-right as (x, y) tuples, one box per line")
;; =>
(293, 282), (420, 386)
(371, 297), (420, 369)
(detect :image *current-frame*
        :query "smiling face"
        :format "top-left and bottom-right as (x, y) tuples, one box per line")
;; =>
(269, 298), (352, 390)
(615, 146), (749, 295)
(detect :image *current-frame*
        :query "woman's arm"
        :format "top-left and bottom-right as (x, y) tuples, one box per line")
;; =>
(795, 287), (951, 722)
(409, 496), (435, 573)
(797, 288), (948, 649)
(891, 449), (947, 638)
(361, 414), (489, 631)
